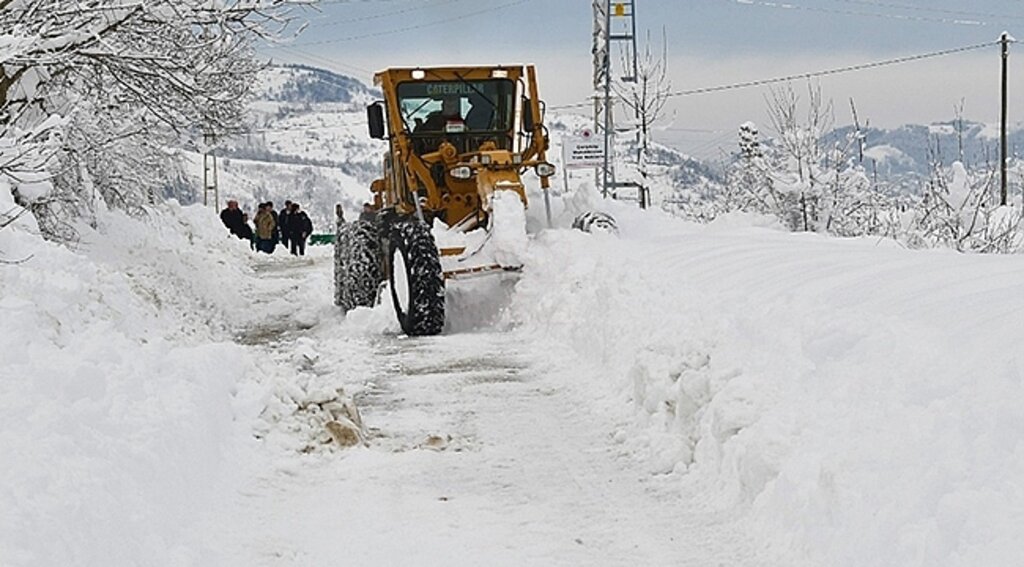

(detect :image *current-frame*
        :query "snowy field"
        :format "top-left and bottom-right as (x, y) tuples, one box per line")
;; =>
(3, 185), (1023, 566)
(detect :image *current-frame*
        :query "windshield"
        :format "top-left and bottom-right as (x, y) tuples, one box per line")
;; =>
(396, 79), (516, 135)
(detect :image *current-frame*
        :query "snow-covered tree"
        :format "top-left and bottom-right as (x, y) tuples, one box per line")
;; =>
(762, 83), (834, 231)
(818, 156), (887, 237)
(903, 161), (1022, 252)
(721, 121), (777, 214)
(0, 0), (311, 239)
(685, 83), (899, 238)
(615, 27), (670, 206)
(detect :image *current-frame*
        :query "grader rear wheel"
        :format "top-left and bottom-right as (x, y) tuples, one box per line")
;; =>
(334, 220), (382, 312)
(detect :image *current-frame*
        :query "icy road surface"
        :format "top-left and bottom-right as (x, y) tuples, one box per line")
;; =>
(219, 249), (784, 567)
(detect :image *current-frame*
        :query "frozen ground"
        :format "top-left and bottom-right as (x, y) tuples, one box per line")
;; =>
(3, 189), (1024, 566)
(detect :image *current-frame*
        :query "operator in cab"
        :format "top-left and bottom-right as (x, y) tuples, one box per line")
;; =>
(417, 96), (465, 133)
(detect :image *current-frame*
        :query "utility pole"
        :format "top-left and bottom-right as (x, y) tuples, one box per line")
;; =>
(601, 0), (613, 198)
(200, 22), (220, 211)
(592, 0), (638, 200)
(203, 131), (219, 210)
(592, 1), (606, 194)
(1000, 31), (1010, 206)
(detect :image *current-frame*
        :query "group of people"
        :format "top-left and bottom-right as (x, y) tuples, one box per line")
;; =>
(220, 199), (314, 256)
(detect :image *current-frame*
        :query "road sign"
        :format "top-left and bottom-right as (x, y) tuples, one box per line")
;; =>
(562, 136), (604, 169)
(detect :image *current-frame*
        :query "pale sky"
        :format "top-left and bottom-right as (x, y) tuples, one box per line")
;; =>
(264, 0), (1024, 159)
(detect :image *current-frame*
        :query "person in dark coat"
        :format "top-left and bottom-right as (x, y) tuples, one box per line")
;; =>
(267, 201), (280, 248)
(238, 212), (255, 248)
(358, 202), (376, 222)
(278, 200), (293, 250)
(287, 202), (313, 256)
(219, 200), (246, 238)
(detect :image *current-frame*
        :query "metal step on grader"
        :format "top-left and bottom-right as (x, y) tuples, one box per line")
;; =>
(334, 65), (557, 336)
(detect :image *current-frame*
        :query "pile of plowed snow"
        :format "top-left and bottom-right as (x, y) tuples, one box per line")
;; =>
(510, 201), (1024, 566)
(0, 197), (276, 566)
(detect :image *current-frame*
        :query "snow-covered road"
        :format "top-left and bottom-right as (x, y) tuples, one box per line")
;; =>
(8, 200), (1024, 566)
(221, 251), (782, 567)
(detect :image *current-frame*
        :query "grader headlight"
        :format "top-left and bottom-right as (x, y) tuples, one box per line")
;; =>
(449, 165), (473, 180)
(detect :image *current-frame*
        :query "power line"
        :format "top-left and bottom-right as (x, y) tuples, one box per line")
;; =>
(668, 40), (997, 98)
(284, 0), (535, 47)
(549, 40), (999, 110)
(309, 0), (469, 29)
(665, 129), (738, 160)
(827, 0), (1024, 21)
(270, 44), (376, 80)
(717, 0), (988, 26)
(315, 0), (426, 4)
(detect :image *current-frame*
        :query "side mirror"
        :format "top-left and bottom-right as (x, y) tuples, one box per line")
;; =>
(367, 102), (386, 139)
(522, 97), (535, 132)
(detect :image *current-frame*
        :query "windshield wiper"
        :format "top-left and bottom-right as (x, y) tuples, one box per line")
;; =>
(402, 98), (434, 131)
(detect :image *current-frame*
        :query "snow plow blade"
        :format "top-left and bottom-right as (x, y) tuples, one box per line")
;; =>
(443, 264), (522, 280)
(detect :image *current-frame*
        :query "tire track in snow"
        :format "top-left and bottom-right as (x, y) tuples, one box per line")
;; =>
(218, 249), (792, 566)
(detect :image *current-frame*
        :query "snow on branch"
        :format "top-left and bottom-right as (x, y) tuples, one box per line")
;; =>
(1, 0), (316, 240)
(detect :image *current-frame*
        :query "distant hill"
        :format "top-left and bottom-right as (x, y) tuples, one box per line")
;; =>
(830, 120), (1024, 176)
(255, 64), (380, 105)
(181, 63), (1024, 228)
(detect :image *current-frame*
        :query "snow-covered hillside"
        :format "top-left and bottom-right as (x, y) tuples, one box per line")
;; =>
(182, 65), (388, 230)
(831, 119), (1024, 176)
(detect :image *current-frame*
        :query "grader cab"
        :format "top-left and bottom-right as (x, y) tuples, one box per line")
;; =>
(334, 65), (555, 336)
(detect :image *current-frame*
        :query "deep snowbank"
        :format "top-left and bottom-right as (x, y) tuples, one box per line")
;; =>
(510, 205), (1024, 566)
(0, 199), (267, 566)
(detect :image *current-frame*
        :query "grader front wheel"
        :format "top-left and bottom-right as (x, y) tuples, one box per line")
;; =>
(387, 222), (445, 336)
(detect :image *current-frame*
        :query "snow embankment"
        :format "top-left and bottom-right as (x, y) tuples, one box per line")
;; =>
(0, 198), (268, 566)
(511, 206), (1024, 566)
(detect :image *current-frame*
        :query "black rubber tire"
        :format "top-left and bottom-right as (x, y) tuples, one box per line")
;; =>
(334, 220), (382, 312)
(572, 211), (618, 234)
(387, 222), (445, 336)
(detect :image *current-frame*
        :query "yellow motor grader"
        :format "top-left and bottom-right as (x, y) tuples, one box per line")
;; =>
(334, 65), (555, 336)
